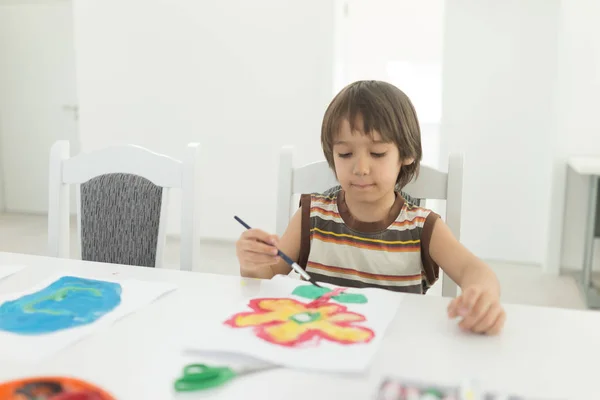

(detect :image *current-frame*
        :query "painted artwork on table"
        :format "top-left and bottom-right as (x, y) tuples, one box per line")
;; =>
(184, 276), (402, 372)
(291, 284), (368, 304)
(0, 273), (176, 363)
(0, 276), (122, 335)
(224, 285), (373, 348)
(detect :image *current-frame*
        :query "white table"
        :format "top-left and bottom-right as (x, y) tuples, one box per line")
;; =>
(567, 156), (600, 308)
(1, 251), (599, 399)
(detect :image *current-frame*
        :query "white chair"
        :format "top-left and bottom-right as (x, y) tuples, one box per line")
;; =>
(48, 140), (200, 271)
(275, 145), (463, 297)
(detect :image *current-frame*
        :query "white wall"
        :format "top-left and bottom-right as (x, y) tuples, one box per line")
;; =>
(441, 0), (560, 265)
(0, 113), (4, 211)
(340, 0), (444, 80)
(73, 0), (335, 240)
(552, 0), (600, 272)
(337, 0), (444, 170)
(0, 2), (78, 214)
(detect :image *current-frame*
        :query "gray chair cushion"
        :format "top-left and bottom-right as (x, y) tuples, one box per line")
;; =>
(80, 173), (163, 267)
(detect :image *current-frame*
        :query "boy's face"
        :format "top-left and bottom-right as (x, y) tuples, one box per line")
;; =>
(332, 115), (412, 202)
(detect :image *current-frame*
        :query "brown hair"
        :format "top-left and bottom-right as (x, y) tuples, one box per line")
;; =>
(321, 80), (422, 189)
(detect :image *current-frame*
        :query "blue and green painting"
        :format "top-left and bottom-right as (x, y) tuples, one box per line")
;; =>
(0, 276), (122, 335)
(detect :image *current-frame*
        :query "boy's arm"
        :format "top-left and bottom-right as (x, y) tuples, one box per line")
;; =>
(428, 217), (499, 295)
(428, 217), (505, 335)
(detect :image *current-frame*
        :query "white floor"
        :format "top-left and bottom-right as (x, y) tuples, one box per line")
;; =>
(0, 212), (587, 310)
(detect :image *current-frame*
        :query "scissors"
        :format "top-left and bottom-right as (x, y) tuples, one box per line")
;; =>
(173, 363), (275, 392)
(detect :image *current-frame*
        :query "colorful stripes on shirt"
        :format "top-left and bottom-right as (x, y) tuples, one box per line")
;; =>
(297, 190), (439, 294)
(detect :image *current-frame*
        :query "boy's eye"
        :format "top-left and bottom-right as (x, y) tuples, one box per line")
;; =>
(371, 152), (386, 158)
(337, 152), (352, 158)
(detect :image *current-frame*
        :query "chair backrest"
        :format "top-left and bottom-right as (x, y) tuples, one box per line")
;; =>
(48, 140), (200, 271)
(276, 146), (339, 237)
(275, 145), (463, 297)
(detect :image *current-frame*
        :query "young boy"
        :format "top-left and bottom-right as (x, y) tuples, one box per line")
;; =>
(236, 80), (505, 335)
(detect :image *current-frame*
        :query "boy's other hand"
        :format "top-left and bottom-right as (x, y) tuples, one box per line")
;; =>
(447, 286), (506, 335)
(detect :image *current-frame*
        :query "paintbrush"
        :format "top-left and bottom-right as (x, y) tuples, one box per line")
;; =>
(233, 216), (322, 288)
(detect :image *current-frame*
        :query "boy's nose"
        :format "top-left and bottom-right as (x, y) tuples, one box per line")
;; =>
(353, 156), (370, 176)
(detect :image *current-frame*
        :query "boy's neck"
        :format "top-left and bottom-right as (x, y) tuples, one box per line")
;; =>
(342, 189), (397, 223)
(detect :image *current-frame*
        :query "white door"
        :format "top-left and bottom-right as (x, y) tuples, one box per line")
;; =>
(0, 0), (79, 213)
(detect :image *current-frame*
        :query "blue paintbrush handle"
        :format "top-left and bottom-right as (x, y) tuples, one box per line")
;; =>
(233, 216), (252, 230)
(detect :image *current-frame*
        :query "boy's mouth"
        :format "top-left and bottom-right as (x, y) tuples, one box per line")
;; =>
(351, 183), (375, 189)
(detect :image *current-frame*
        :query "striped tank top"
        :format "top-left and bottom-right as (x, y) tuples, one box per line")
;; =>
(297, 190), (440, 294)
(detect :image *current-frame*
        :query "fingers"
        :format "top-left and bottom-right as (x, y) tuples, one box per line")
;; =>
(470, 304), (504, 334)
(242, 229), (279, 246)
(447, 287), (480, 320)
(449, 286), (506, 335)
(459, 293), (492, 332)
(239, 238), (279, 256)
(237, 229), (281, 267)
(459, 287), (482, 315)
(447, 297), (461, 318)
(485, 308), (506, 335)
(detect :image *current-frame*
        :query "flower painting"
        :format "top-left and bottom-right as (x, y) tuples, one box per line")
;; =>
(187, 277), (401, 372)
(224, 297), (374, 347)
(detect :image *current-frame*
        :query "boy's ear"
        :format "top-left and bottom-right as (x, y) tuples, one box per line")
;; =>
(401, 157), (415, 166)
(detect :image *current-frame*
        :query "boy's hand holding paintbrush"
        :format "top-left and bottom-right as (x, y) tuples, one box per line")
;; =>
(236, 227), (282, 279)
(235, 216), (321, 286)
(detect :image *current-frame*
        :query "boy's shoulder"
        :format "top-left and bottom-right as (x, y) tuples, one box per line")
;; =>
(303, 192), (338, 210)
(298, 190), (338, 212)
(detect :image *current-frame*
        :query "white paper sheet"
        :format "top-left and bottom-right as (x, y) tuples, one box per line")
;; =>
(183, 275), (403, 373)
(0, 265), (25, 281)
(0, 272), (177, 363)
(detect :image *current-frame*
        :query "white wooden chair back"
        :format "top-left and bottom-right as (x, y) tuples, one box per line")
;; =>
(48, 140), (200, 271)
(276, 146), (339, 236)
(275, 145), (463, 297)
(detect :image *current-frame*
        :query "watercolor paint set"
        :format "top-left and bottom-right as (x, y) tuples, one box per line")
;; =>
(375, 377), (562, 400)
